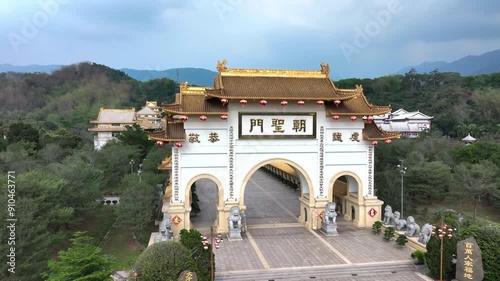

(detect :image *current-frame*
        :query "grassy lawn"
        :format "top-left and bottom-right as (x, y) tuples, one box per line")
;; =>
(412, 196), (500, 226)
(98, 218), (158, 271)
(75, 205), (157, 271)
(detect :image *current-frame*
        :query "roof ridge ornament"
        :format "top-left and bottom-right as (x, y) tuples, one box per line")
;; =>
(320, 62), (330, 75)
(355, 84), (363, 92)
(180, 81), (189, 91)
(217, 59), (228, 72)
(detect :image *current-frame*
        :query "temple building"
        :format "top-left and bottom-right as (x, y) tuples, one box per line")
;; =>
(136, 101), (163, 131)
(89, 108), (137, 150)
(374, 108), (433, 138)
(149, 60), (399, 237)
(89, 102), (164, 150)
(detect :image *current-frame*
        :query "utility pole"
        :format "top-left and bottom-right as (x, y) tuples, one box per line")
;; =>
(397, 160), (407, 218)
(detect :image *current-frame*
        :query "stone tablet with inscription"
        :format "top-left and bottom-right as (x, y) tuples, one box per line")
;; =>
(456, 237), (484, 281)
(178, 270), (198, 281)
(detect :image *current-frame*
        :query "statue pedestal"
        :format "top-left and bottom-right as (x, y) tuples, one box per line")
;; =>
(321, 223), (339, 236)
(227, 229), (242, 241)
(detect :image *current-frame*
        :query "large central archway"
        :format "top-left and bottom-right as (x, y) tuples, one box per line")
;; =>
(239, 158), (314, 229)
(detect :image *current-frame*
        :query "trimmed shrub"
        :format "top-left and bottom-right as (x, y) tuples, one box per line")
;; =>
(372, 221), (382, 234)
(396, 234), (408, 246)
(411, 250), (425, 264)
(383, 227), (395, 241)
(134, 241), (197, 281)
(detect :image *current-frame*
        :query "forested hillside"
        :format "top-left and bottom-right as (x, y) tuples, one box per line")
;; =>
(0, 62), (498, 280)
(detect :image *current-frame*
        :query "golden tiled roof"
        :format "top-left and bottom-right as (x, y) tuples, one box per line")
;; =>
(147, 121), (186, 141)
(325, 92), (391, 116)
(208, 76), (358, 100)
(158, 155), (172, 170)
(207, 61), (361, 100)
(162, 93), (228, 115)
(363, 122), (401, 140)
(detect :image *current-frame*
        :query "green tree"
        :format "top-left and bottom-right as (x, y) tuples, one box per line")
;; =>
(115, 124), (153, 157)
(180, 229), (211, 281)
(6, 122), (40, 146)
(117, 174), (157, 241)
(92, 142), (141, 193)
(44, 231), (113, 281)
(134, 241), (196, 281)
(0, 197), (51, 281)
(453, 160), (499, 220)
(425, 233), (458, 280)
(17, 169), (74, 232)
(451, 141), (500, 167)
(406, 160), (454, 203)
(47, 153), (105, 216)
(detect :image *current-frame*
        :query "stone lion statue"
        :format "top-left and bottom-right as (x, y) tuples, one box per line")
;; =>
(393, 211), (406, 230)
(418, 223), (433, 244)
(383, 205), (395, 225)
(228, 206), (242, 230)
(322, 202), (337, 226)
(154, 214), (173, 243)
(405, 216), (421, 237)
(160, 213), (172, 231)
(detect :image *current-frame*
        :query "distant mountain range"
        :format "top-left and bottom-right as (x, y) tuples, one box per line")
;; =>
(120, 68), (217, 86)
(0, 64), (218, 86)
(2, 49), (499, 85)
(397, 49), (500, 76)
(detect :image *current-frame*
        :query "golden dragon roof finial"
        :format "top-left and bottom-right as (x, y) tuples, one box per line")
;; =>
(320, 62), (330, 75)
(217, 59), (228, 72)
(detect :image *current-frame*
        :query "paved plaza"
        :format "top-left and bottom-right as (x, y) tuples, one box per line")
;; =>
(191, 169), (433, 281)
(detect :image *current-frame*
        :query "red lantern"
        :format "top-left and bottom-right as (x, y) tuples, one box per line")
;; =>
(180, 115), (189, 121)
(367, 116), (374, 122)
(334, 100), (341, 106)
(199, 115), (207, 121)
(221, 98), (228, 105)
(316, 100), (324, 106)
(297, 100), (305, 106)
(280, 101), (288, 106)
(371, 141), (378, 146)
(156, 141), (164, 146)
(332, 115), (340, 120)
(239, 99), (247, 106)
(384, 139), (392, 144)
(260, 100), (267, 106)
(220, 115), (228, 121)
(175, 142), (183, 148)
(350, 116), (357, 121)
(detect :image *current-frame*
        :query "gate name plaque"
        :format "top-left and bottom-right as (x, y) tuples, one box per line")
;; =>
(238, 112), (316, 139)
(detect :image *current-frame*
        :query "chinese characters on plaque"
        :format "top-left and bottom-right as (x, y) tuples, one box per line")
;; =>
(332, 132), (361, 142)
(188, 132), (221, 144)
(239, 113), (316, 139)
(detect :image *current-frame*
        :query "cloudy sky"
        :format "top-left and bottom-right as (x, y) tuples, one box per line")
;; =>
(1, 0), (499, 79)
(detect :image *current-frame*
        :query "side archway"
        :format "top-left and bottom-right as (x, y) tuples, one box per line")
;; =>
(182, 174), (225, 231)
(329, 172), (364, 225)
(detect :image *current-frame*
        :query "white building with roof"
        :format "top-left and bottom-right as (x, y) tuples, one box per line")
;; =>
(374, 108), (433, 138)
(88, 108), (137, 150)
(136, 101), (163, 131)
